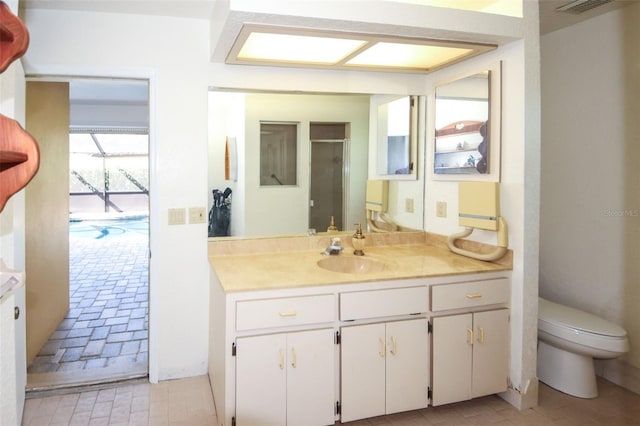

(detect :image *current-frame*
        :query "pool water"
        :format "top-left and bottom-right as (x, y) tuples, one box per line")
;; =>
(69, 217), (149, 240)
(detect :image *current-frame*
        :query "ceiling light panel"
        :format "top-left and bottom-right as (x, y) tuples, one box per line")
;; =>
(227, 24), (496, 74)
(345, 42), (473, 71)
(237, 32), (368, 64)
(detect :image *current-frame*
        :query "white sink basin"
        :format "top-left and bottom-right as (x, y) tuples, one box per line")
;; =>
(317, 256), (385, 274)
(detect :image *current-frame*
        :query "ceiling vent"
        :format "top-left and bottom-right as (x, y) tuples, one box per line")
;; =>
(556, 0), (615, 14)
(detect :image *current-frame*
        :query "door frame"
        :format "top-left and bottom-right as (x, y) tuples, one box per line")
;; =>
(25, 72), (158, 383)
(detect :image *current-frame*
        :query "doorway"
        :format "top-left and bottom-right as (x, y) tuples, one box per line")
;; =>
(25, 79), (150, 391)
(309, 123), (348, 232)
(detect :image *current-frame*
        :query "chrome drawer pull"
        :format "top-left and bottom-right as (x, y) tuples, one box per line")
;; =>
(465, 293), (483, 299)
(279, 310), (297, 317)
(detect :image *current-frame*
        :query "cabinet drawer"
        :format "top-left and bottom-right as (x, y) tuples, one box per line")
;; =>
(236, 294), (335, 331)
(340, 286), (428, 321)
(431, 278), (509, 312)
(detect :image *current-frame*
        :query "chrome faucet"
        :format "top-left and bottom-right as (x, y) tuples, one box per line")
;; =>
(322, 237), (343, 255)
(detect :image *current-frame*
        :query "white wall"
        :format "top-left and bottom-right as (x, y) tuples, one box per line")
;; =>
(22, 9), (213, 381)
(541, 2), (640, 390)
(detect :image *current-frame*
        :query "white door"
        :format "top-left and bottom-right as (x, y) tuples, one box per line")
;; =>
(236, 334), (287, 426)
(471, 309), (509, 398)
(340, 323), (386, 422)
(431, 314), (473, 406)
(385, 319), (429, 414)
(286, 329), (335, 426)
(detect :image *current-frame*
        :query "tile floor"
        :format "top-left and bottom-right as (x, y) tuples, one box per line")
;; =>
(27, 219), (149, 389)
(22, 376), (640, 425)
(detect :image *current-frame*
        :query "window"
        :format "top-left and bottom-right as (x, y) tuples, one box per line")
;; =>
(260, 122), (298, 186)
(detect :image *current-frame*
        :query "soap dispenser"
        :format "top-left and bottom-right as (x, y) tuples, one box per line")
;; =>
(327, 216), (339, 233)
(352, 223), (365, 256)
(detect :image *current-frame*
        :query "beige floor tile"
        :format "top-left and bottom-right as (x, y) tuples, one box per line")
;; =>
(22, 375), (640, 426)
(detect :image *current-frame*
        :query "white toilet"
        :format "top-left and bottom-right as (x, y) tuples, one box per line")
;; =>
(537, 297), (629, 398)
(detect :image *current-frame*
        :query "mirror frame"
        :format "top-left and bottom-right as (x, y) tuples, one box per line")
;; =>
(371, 94), (419, 181)
(429, 61), (502, 182)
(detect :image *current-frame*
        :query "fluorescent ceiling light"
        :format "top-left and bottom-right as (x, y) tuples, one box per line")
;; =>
(227, 25), (496, 74)
(238, 33), (368, 64)
(345, 42), (473, 70)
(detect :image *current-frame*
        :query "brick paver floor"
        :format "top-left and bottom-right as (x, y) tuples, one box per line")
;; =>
(27, 219), (149, 376)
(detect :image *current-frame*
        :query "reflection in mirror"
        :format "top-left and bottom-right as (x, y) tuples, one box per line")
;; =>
(374, 95), (418, 179)
(260, 122), (297, 186)
(208, 91), (425, 238)
(435, 72), (488, 174)
(432, 62), (501, 182)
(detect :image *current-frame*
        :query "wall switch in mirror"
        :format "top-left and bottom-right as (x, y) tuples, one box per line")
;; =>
(436, 201), (447, 218)
(405, 198), (414, 213)
(168, 208), (186, 225)
(189, 207), (207, 224)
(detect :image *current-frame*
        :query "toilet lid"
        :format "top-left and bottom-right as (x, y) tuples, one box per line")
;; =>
(539, 297), (627, 337)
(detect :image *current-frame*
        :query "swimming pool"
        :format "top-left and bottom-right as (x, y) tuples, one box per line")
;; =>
(69, 217), (149, 240)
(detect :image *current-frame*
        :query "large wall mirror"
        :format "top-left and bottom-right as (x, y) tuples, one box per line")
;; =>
(208, 91), (426, 239)
(431, 61), (501, 182)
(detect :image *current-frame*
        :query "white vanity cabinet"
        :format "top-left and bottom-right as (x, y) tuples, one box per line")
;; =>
(430, 278), (510, 406)
(235, 328), (335, 426)
(339, 286), (429, 422)
(209, 261), (511, 426)
(341, 318), (429, 422)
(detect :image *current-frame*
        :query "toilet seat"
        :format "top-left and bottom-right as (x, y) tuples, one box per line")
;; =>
(538, 297), (629, 353)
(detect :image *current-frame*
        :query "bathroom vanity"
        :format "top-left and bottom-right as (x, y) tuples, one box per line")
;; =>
(208, 233), (511, 426)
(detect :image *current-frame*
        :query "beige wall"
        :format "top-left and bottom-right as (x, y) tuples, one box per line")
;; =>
(540, 2), (640, 390)
(25, 82), (70, 364)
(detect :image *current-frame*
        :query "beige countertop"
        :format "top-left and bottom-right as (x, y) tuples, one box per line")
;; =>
(209, 232), (512, 293)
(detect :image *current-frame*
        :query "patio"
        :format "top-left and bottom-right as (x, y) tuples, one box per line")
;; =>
(27, 219), (149, 391)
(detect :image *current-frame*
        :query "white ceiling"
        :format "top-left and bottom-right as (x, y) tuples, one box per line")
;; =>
(20, 0), (634, 34)
(20, 0), (633, 105)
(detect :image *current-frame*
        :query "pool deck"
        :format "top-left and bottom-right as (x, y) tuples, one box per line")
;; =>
(27, 222), (149, 391)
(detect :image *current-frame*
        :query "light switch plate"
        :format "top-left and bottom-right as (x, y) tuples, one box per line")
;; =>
(189, 207), (207, 224)
(405, 198), (414, 213)
(436, 201), (447, 218)
(168, 208), (186, 225)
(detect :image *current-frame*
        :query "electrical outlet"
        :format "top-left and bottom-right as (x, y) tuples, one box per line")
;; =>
(436, 201), (447, 218)
(168, 208), (186, 225)
(405, 198), (414, 213)
(189, 207), (207, 224)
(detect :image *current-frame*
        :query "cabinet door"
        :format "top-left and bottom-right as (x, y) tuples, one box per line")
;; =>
(386, 318), (429, 414)
(431, 314), (473, 406)
(236, 334), (287, 426)
(471, 309), (509, 398)
(286, 328), (335, 426)
(341, 323), (386, 422)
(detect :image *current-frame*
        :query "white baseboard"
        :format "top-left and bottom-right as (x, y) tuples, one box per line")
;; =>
(499, 377), (539, 410)
(594, 359), (640, 395)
